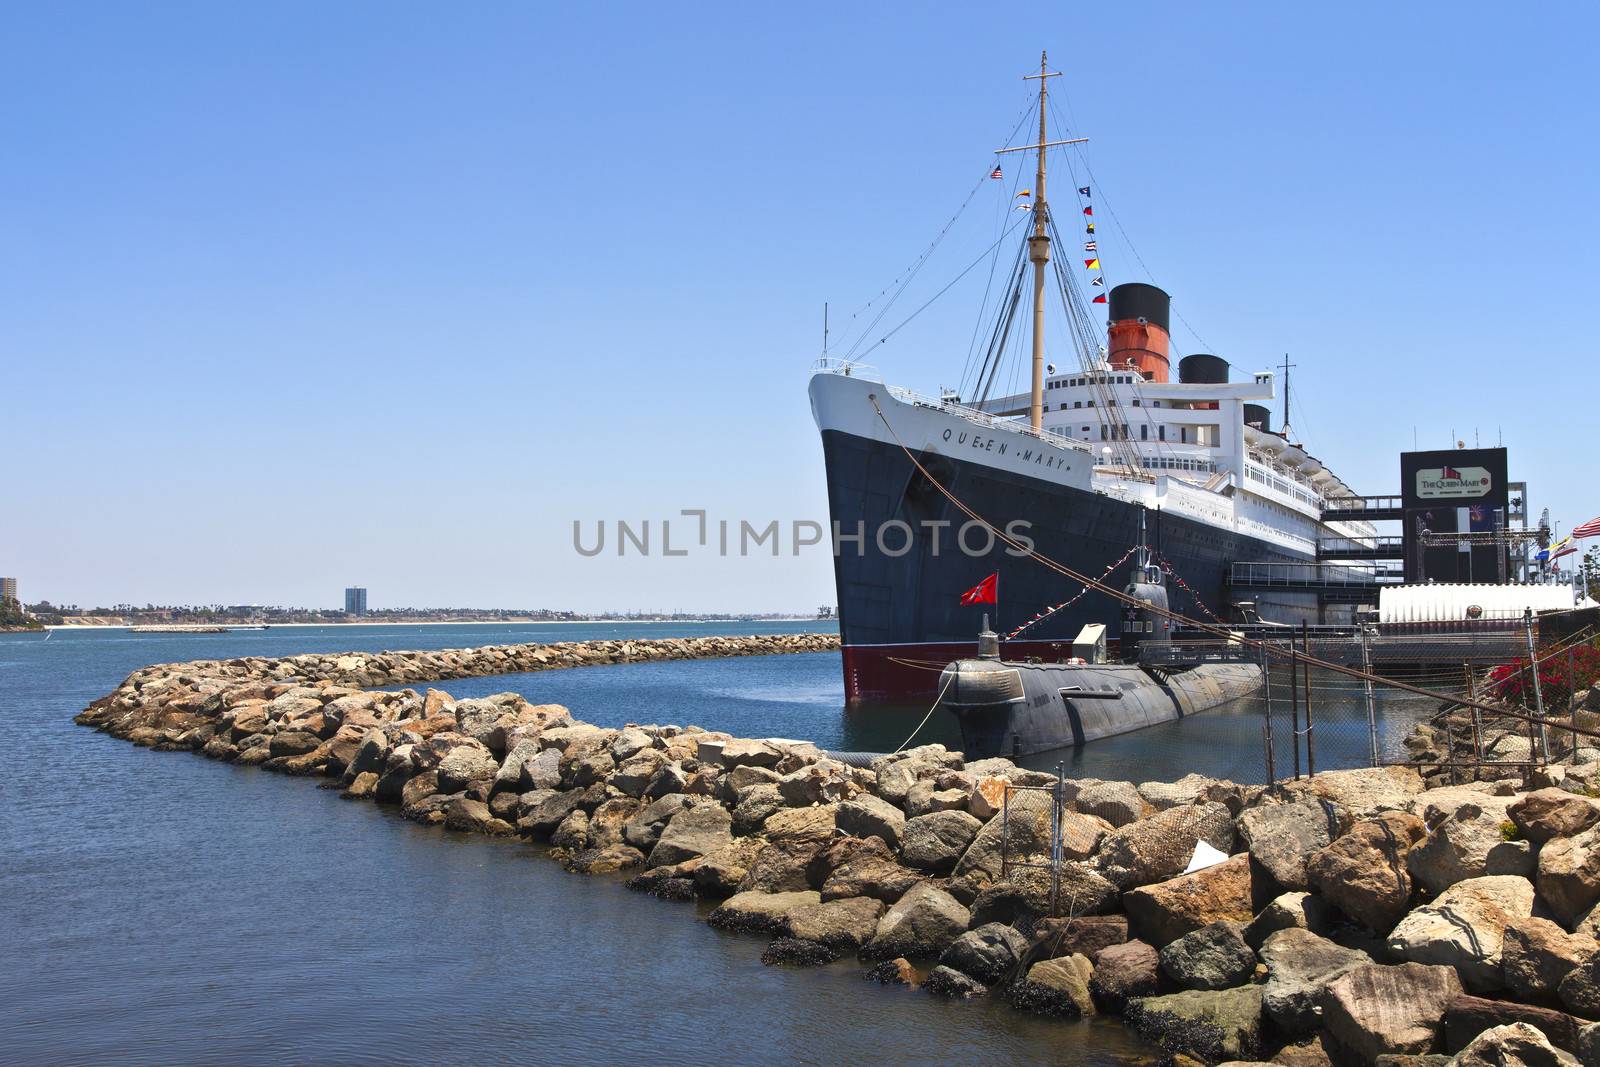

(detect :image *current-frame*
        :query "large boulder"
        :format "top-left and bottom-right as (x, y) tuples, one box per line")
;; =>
(738, 840), (824, 894)
(1538, 825), (1600, 928)
(516, 787), (584, 838)
(781, 896), (885, 950)
(1259, 928), (1372, 1036)
(762, 804), (837, 843)
(1406, 800), (1535, 894)
(718, 739), (783, 769)
(819, 843), (922, 904)
(834, 794), (906, 849)
(435, 739), (500, 793)
(1306, 811), (1426, 933)
(1278, 765), (1425, 821)
(1450, 1022), (1579, 1067)
(706, 890), (822, 933)
(1138, 773), (1248, 815)
(518, 746), (563, 792)
(900, 810), (983, 874)
(952, 788), (1056, 881)
(939, 923), (1029, 985)
(1444, 996), (1585, 1058)
(1244, 891), (1337, 949)
(1511, 789), (1600, 844)
(863, 883), (970, 960)
(1386, 875), (1536, 992)
(1502, 917), (1598, 1003)
(1237, 799), (1349, 892)
(1158, 920), (1256, 991)
(969, 865), (1118, 927)
(1123, 853), (1255, 947)
(1123, 986), (1263, 1064)
(1075, 781), (1147, 827)
(1096, 802), (1237, 890)
(776, 760), (854, 807)
(1557, 951), (1600, 1018)
(621, 793), (693, 851)
(1009, 955), (1095, 1017)
(1090, 939), (1159, 1012)
(646, 804), (733, 868)
(1319, 962), (1462, 1062)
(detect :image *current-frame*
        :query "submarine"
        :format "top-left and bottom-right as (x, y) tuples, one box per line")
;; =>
(936, 544), (1264, 760)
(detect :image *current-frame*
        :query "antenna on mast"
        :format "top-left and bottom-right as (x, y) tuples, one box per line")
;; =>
(994, 52), (1086, 433)
(822, 302), (829, 357)
(1280, 353), (1297, 439)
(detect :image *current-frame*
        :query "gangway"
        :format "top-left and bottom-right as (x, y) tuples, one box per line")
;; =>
(1321, 495), (1403, 522)
(1316, 535), (1404, 561)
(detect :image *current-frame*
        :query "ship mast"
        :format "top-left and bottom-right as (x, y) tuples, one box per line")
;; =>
(996, 52), (1085, 432)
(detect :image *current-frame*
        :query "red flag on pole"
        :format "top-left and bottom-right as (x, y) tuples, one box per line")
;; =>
(960, 573), (998, 605)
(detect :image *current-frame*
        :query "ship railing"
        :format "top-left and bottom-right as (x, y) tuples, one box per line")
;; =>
(812, 357), (881, 380)
(883, 385), (1094, 454)
(1139, 639), (1255, 667)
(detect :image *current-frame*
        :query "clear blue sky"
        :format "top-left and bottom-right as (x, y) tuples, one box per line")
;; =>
(5, 2), (1596, 612)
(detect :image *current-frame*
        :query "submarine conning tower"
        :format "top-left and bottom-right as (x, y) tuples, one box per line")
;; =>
(1120, 566), (1173, 663)
(1106, 282), (1172, 383)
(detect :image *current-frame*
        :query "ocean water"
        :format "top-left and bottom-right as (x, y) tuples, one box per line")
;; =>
(1, 623), (1162, 1066)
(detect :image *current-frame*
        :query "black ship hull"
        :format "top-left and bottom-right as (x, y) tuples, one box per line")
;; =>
(819, 425), (1343, 704)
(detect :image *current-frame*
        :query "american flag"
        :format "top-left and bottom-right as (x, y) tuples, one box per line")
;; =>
(990, 164), (1003, 179)
(1574, 515), (1600, 539)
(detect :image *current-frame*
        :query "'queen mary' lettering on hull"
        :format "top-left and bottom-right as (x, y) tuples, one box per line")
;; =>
(942, 427), (1076, 475)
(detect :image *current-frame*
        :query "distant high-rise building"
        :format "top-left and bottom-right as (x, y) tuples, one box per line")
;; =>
(344, 587), (367, 615)
(0, 577), (17, 604)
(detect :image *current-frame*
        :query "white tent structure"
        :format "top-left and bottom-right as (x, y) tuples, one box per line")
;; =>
(1379, 583), (1578, 625)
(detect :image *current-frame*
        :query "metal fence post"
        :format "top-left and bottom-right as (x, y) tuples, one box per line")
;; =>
(1465, 663), (1484, 769)
(1289, 633), (1302, 780)
(1361, 629), (1379, 768)
(1301, 621), (1315, 778)
(1260, 642), (1276, 784)
(1000, 787), (1010, 880)
(1571, 647), (1580, 760)
(1050, 764), (1064, 918)
(1524, 608), (1550, 763)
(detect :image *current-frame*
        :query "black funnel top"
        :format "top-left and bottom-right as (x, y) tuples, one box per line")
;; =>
(1107, 283), (1171, 333)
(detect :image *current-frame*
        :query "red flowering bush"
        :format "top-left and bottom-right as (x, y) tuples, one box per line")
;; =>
(1491, 641), (1600, 710)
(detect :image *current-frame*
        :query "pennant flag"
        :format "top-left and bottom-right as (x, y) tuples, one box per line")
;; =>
(1552, 545), (1578, 562)
(1092, 293), (1107, 304)
(1085, 222), (1096, 234)
(1016, 190), (1031, 198)
(1551, 535), (1573, 554)
(1078, 185), (1090, 196)
(1573, 515), (1600, 539)
(959, 573), (998, 605)
(1084, 240), (1097, 251)
(990, 164), (1003, 179)
(1015, 202), (1033, 211)
(1091, 275), (1105, 286)
(1084, 258), (1100, 270)
(1082, 206), (1093, 216)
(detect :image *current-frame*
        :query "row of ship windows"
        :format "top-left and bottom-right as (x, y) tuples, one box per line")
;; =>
(1047, 374), (1139, 388)
(1053, 423), (1193, 443)
(1054, 399), (1162, 409)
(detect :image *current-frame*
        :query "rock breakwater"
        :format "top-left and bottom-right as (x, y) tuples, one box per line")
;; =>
(75, 646), (1600, 1066)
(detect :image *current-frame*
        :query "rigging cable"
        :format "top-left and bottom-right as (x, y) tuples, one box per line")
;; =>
(839, 96), (1038, 362)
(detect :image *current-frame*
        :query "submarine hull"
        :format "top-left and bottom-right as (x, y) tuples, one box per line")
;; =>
(939, 658), (1264, 760)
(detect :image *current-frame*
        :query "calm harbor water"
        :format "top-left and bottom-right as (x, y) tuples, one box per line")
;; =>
(3, 622), (1165, 1067)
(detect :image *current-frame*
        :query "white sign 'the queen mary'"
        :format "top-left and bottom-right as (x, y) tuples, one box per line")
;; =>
(1416, 465), (1492, 499)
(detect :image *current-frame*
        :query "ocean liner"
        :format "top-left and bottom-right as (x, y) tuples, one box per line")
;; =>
(810, 55), (1379, 705)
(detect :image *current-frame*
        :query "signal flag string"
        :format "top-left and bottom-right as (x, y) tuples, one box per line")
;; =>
(1006, 545), (1137, 640)
(1156, 557), (1226, 624)
(863, 391), (1600, 740)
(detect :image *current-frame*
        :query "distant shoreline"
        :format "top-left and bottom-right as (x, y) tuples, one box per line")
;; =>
(47, 618), (825, 631)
